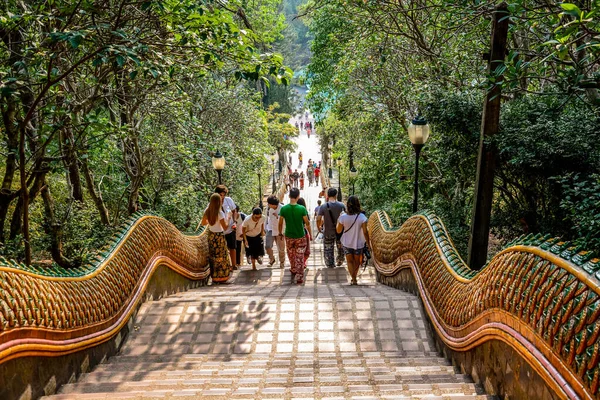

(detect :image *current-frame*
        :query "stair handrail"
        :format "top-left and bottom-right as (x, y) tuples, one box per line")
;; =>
(368, 210), (600, 400)
(0, 212), (210, 364)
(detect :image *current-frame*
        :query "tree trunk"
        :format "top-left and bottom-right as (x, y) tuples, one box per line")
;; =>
(0, 97), (20, 243)
(81, 160), (110, 225)
(41, 181), (76, 268)
(9, 170), (46, 240)
(127, 177), (141, 215)
(61, 124), (84, 202)
(467, 3), (509, 270)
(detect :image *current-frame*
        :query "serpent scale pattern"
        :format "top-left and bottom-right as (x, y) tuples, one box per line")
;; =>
(0, 212), (209, 362)
(369, 210), (600, 399)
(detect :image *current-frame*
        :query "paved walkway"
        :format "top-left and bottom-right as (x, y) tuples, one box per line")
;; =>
(46, 119), (489, 400)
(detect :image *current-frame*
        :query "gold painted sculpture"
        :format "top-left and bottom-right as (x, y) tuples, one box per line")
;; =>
(369, 210), (600, 400)
(0, 213), (209, 364)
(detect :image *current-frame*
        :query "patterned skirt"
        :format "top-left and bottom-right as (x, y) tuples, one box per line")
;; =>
(207, 230), (232, 283)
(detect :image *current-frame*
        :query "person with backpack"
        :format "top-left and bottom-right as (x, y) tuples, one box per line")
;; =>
(336, 196), (370, 285)
(317, 188), (346, 268)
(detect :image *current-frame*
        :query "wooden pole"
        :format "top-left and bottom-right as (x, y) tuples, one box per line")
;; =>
(467, 2), (509, 270)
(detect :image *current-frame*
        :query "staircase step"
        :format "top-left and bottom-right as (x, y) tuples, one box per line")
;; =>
(41, 249), (489, 400)
(79, 368), (462, 383)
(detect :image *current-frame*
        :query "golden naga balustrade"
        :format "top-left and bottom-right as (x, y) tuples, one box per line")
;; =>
(1, 208), (599, 399)
(369, 210), (600, 400)
(0, 212), (209, 364)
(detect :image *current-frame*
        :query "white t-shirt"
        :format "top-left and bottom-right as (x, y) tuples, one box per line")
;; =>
(338, 212), (368, 250)
(207, 210), (226, 233)
(265, 204), (284, 235)
(221, 196), (236, 234)
(235, 213), (245, 240)
(243, 215), (265, 237)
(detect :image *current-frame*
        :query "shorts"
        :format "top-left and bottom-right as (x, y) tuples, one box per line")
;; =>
(343, 246), (364, 256)
(265, 231), (274, 248)
(225, 231), (237, 249)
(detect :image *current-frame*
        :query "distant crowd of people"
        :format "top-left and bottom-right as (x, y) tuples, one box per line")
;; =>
(288, 155), (322, 190)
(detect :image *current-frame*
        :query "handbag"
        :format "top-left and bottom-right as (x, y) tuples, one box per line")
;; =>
(315, 232), (324, 243)
(326, 203), (343, 240)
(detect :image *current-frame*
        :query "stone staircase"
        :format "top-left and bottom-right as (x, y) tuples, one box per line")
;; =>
(45, 243), (492, 400)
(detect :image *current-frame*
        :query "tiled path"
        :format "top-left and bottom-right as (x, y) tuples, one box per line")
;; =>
(48, 243), (489, 400)
(46, 118), (489, 400)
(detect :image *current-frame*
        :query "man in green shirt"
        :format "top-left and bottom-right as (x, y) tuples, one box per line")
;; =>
(279, 187), (312, 284)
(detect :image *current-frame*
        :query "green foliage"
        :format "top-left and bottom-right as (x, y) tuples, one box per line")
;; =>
(493, 96), (600, 241)
(0, 0), (296, 266)
(306, 0), (600, 259)
(274, 0), (312, 72)
(554, 174), (600, 252)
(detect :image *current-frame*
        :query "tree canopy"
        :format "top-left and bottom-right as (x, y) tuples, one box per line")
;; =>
(0, 0), (295, 266)
(305, 0), (600, 257)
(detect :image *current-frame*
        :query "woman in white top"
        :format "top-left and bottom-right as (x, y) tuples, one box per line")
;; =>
(242, 208), (266, 270)
(201, 193), (232, 283)
(336, 196), (370, 285)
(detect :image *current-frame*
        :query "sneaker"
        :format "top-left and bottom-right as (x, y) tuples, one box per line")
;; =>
(269, 258), (276, 266)
(258, 256), (263, 265)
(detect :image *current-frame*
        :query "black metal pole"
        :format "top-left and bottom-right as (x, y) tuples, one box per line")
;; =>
(337, 166), (342, 201)
(272, 161), (276, 193)
(352, 181), (355, 196)
(217, 169), (222, 185)
(258, 173), (263, 209)
(412, 144), (423, 213)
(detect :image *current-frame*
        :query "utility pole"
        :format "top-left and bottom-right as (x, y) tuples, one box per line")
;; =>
(468, 2), (509, 270)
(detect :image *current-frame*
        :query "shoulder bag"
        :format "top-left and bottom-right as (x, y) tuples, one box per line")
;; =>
(326, 203), (343, 240)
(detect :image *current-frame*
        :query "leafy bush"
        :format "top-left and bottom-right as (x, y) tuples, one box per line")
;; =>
(554, 173), (600, 253)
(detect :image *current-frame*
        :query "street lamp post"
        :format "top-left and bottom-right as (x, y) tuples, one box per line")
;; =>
(271, 154), (277, 194)
(212, 150), (225, 185)
(336, 158), (343, 201)
(328, 143), (333, 179)
(349, 166), (358, 196)
(407, 116), (430, 213)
